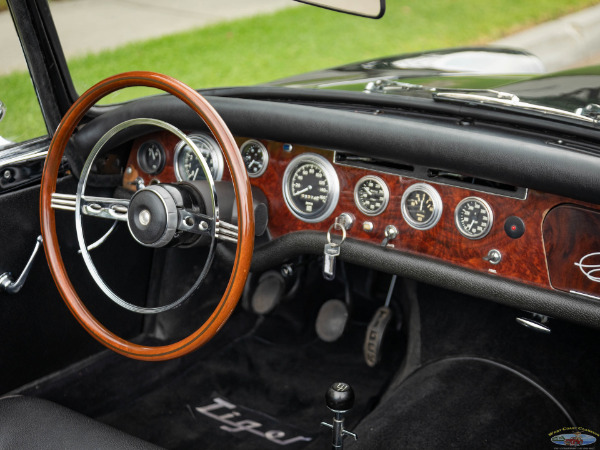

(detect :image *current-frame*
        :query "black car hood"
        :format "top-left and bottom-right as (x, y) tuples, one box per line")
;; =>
(267, 47), (600, 116)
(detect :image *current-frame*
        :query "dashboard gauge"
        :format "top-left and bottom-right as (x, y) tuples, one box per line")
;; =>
(174, 133), (224, 182)
(240, 140), (268, 177)
(354, 175), (389, 216)
(282, 153), (340, 223)
(137, 141), (165, 175)
(401, 183), (443, 230)
(455, 197), (494, 239)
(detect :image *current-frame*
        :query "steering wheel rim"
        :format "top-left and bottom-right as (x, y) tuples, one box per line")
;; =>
(40, 71), (254, 361)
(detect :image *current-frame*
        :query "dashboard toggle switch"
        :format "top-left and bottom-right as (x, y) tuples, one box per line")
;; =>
(483, 249), (502, 265)
(380, 225), (398, 247)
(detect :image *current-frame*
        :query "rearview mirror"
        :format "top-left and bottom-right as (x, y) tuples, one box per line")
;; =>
(295, 0), (385, 19)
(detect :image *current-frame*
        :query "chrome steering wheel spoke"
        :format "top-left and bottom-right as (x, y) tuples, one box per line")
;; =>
(51, 193), (129, 222)
(177, 208), (237, 244)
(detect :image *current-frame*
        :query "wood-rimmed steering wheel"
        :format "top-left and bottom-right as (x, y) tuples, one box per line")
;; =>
(40, 72), (254, 361)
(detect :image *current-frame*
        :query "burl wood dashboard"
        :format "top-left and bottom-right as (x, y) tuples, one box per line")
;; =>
(122, 131), (600, 301)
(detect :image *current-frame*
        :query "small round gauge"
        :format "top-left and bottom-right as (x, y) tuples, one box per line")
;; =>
(240, 140), (268, 177)
(174, 133), (224, 182)
(137, 141), (165, 175)
(282, 153), (340, 223)
(455, 197), (494, 239)
(401, 183), (443, 230)
(354, 175), (389, 216)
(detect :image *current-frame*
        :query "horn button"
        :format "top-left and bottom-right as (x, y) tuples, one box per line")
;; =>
(128, 185), (178, 247)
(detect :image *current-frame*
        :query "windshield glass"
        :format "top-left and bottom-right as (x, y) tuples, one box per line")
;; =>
(0, 2), (47, 147)
(11, 0), (600, 133)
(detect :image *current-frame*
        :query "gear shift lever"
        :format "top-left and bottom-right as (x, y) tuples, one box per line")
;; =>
(321, 382), (358, 449)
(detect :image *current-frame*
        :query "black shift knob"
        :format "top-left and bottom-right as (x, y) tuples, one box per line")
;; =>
(326, 382), (355, 411)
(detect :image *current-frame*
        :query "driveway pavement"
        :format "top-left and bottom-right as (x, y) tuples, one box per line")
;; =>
(1, 0), (600, 75)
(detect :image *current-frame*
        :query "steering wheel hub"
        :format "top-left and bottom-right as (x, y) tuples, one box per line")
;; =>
(128, 185), (178, 248)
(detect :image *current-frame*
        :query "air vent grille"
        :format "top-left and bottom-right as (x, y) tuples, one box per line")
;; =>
(334, 152), (527, 199)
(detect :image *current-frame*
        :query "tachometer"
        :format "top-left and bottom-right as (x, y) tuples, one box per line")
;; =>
(174, 133), (223, 181)
(354, 175), (389, 216)
(401, 183), (443, 230)
(282, 153), (340, 223)
(454, 197), (493, 239)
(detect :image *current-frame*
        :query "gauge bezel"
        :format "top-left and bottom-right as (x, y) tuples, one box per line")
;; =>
(401, 182), (443, 230)
(240, 139), (269, 178)
(354, 175), (390, 216)
(174, 133), (224, 181)
(136, 140), (166, 175)
(282, 153), (340, 223)
(454, 196), (494, 240)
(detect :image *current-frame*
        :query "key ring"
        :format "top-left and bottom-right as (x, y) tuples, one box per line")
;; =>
(327, 222), (346, 246)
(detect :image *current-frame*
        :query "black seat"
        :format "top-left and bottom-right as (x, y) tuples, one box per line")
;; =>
(0, 396), (161, 449)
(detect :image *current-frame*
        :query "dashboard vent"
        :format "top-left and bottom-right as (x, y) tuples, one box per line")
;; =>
(335, 152), (527, 199)
(334, 152), (414, 175)
(426, 169), (526, 198)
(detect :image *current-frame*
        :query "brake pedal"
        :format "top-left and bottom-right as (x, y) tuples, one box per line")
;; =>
(316, 299), (349, 342)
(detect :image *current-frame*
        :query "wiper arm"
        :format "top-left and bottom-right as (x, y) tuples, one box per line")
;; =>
(364, 80), (600, 124)
(364, 79), (425, 93)
(432, 89), (598, 124)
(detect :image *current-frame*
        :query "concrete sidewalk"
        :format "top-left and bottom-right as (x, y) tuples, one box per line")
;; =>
(492, 3), (600, 72)
(1, 0), (600, 75)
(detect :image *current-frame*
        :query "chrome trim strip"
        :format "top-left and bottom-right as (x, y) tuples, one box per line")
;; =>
(215, 220), (238, 244)
(0, 137), (51, 169)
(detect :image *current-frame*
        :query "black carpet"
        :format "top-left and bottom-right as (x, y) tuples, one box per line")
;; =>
(348, 357), (572, 449)
(18, 301), (400, 450)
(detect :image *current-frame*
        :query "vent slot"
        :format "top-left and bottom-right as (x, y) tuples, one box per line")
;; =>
(426, 169), (521, 194)
(334, 152), (414, 175)
(334, 152), (527, 199)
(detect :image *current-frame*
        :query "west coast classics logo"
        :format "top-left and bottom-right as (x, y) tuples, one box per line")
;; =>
(549, 427), (598, 448)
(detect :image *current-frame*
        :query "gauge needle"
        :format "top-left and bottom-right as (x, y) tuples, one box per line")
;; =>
(294, 185), (312, 196)
(248, 160), (258, 168)
(466, 219), (475, 230)
(192, 168), (199, 180)
(364, 187), (372, 195)
(419, 197), (424, 211)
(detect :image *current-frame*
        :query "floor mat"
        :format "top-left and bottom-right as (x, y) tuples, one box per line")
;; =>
(97, 320), (397, 449)
(348, 357), (572, 449)
(18, 305), (401, 450)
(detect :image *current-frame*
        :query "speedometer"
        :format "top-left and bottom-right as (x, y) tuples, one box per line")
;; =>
(174, 133), (223, 181)
(282, 153), (340, 223)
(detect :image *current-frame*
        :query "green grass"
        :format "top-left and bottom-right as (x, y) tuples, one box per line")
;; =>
(2, 0), (600, 142)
